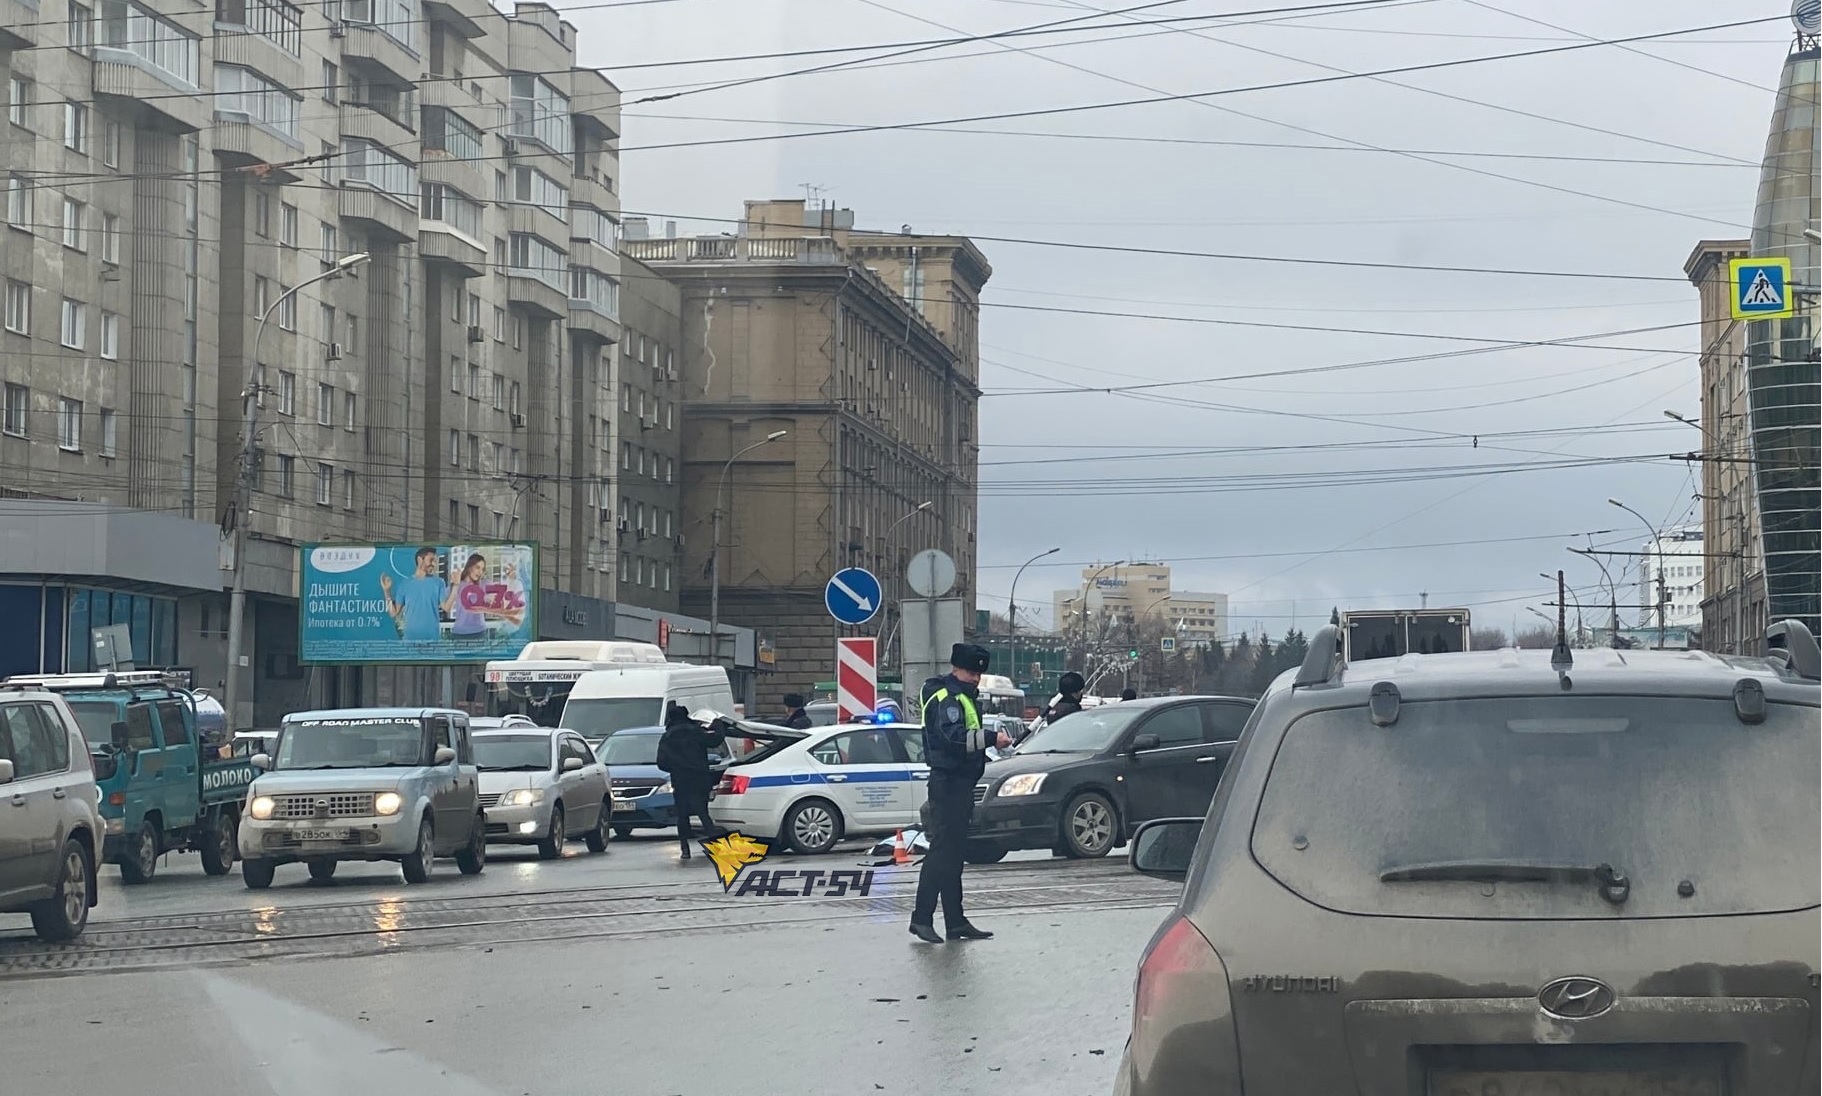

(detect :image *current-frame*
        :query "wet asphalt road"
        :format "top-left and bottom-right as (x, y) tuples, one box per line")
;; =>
(0, 833), (1174, 1095)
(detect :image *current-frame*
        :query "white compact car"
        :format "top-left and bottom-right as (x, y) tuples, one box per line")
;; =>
(709, 720), (932, 854)
(474, 727), (612, 858)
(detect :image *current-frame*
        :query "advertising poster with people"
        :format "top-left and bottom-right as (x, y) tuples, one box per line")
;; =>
(299, 543), (538, 664)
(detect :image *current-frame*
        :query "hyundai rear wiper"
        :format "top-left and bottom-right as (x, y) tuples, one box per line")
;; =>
(1380, 859), (1630, 905)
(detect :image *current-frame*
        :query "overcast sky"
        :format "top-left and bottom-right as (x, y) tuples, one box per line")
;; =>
(572, 0), (1795, 638)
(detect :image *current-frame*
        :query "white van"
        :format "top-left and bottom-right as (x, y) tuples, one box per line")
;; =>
(561, 664), (736, 744)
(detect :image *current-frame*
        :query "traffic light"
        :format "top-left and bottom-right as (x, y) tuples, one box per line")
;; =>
(1129, 646), (1139, 660)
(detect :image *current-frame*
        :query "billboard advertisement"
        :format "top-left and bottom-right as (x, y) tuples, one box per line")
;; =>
(300, 543), (538, 664)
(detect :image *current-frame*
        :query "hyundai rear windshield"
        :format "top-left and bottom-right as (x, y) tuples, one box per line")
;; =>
(1251, 695), (1819, 919)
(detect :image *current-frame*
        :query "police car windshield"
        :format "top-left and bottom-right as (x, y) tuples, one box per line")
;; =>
(1017, 707), (1145, 753)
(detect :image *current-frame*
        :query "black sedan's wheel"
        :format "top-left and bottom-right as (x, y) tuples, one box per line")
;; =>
(1059, 791), (1117, 858)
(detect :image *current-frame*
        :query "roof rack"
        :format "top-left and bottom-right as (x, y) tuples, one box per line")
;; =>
(1294, 624), (1343, 687)
(1765, 620), (1821, 681)
(2, 670), (187, 693)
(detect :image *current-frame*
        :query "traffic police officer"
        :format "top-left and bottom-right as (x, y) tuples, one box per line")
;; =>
(909, 642), (1012, 944)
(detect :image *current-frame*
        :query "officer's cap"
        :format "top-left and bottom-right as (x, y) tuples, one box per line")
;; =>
(950, 643), (991, 673)
(1059, 671), (1085, 694)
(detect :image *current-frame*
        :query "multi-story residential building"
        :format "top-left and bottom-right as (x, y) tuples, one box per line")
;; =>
(1685, 239), (1765, 655)
(1052, 562), (1229, 650)
(611, 252), (682, 615)
(0, 1), (751, 723)
(623, 200), (989, 710)
(1637, 527), (1706, 636)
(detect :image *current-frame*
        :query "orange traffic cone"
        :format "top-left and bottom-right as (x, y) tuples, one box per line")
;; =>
(892, 829), (912, 865)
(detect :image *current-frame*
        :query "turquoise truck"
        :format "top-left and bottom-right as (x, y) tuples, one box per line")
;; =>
(2, 672), (257, 882)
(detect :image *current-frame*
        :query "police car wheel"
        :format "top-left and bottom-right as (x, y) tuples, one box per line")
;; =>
(783, 799), (842, 855)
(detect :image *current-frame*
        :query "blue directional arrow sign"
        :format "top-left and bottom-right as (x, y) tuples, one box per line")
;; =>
(825, 567), (883, 626)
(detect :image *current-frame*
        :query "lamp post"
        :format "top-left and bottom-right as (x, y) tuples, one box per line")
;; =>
(878, 500), (933, 666)
(710, 429), (787, 665)
(1666, 409), (1749, 653)
(1568, 545), (1621, 647)
(1079, 560), (1125, 677)
(1008, 546), (1060, 695)
(1609, 498), (1667, 649)
(1130, 594), (1171, 692)
(223, 251), (370, 726)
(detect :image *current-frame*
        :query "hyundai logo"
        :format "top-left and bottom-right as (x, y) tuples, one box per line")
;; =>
(1537, 976), (1616, 1020)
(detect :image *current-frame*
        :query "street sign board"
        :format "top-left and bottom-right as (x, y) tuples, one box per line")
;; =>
(906, 549), (957, 598)
(900, 597), (965, 692)
(836, 637), (878, 722)
(1729, 257), (1794, 321)
(824, 567), (882, 626)
(1160, 636), (1177, 653)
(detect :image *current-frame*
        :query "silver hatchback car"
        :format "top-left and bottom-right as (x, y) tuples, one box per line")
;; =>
(1118, 620), (1821, 1096)
(475, 727), (612, 858)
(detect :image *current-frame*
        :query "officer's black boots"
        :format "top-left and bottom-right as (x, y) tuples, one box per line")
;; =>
(908, 922), (944, 944)
(948, 922), (993, 941)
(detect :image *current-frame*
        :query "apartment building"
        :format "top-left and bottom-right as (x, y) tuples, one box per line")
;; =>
(0, 0), (747, 722)
(1685, 239), (1766, 654)
(623, 200), (989, 709)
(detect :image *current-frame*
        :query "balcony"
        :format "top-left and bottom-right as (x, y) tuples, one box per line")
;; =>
(212, 118), (304, 177)
(339, 19), (419, 85)
(339, 184), (417, 244)
(1, 0), (38, 48)
(340, 99), (416, 148)
(419, 228), (486, 276)
(570, 170), (615, 215)
(622, 235), (843, 266)
(567, 266), (619, 342)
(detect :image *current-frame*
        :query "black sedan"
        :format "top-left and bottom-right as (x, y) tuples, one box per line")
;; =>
(964, 696), (1254, 861)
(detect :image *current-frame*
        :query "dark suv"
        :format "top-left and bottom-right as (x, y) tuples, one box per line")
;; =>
(1118, 621), (1821, 1096)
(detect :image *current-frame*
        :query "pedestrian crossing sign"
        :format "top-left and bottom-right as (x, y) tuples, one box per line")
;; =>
(1729, 257), (1794, 320)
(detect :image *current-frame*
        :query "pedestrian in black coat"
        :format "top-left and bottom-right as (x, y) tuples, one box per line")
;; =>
(658, 702), (726, 859)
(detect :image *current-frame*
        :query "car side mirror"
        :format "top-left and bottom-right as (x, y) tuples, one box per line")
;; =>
(250, 753), (272, 771)
(434, 746), (457, 765)
(561, 756), (584, 773)
(1130, 733), (1161, 754)
(111, 721), (131, 752)
(0, 758), (13, 784)
(1130, 817), (1204, 881)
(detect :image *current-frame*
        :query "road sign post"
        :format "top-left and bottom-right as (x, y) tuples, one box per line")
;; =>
(836, 637), (878, 722)
(825, 567), (882, 626)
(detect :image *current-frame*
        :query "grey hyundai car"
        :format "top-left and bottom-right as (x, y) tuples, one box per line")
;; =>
(1118, 620), (1821, 1096)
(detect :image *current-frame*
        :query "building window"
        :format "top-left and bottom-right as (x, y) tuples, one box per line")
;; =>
(277, 286), (296, 330)
(218, 0), (303, 54)
(253, 190), (271, 237)
(58, 196), (84, 251)
(317, 382), (334, 425)
(8, 77), (30, 128)
(492, 373), (504, 409)
(59, 298), (86, 349)
(449, 354), (461, 393)
(448, 428), (460, 466)
(340, 138), (417, 208)
(68, 2), (93, 53)
(8, 174), (32, 227)
(507, 233), (566, 289)
(492, 306), (506, 341)
(277, 370), (295, 415)
(343, 390), (356, 430)
(467, 433), (479, 470)
(510, 315), (522, 349)
(57, 397), (82, 451)
(99, 408), (117, 456)
(315, 462), (332, 505)
(99, 2), (200, 85)
(490, 440), (503, 474)
(422, 105), (483, 161)
(100, 311), (119, 359)
(342, 468), (355, 509)
(103, 121), (121, 167)
(253, 276), (269, 316)
(320, 302), (335, 342)
(100, 212), (119, 262)
(280, 202), (297, 246)
(276, 454), (294, 497)
(664, 456), (674, 483)
(1, 383), (25, 435)
(419, 182), (484, 240)
(467, 361), (480, 398)
(319, 221), (337, 271)
(508, 72), (570, 155)
(467, 293), (480, 327)
(4, 280), (27, 334)
(63, 100), (87, 153)
(510, 165), (569, 222)
(466, 503), (480, 531)
(509, 381), (521, 416)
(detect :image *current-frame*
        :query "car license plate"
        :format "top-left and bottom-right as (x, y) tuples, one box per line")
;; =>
(294, 828), (350, 843)
(611, 799), (634, 813)
(1431, 1070), (1724, 1096)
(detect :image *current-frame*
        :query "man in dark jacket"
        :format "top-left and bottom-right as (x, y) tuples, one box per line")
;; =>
(658, 703), (726, 859)
(910, 643), (1011, 944)
(780, 693), (813, 731)
(1046, 672), (1087, 723)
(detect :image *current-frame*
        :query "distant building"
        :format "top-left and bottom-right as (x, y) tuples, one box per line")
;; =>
(1052, 561), (1228, 649)
(1637, 528), (1706, 633)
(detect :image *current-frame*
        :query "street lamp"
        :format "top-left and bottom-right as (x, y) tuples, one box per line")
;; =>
(1079, 560), (1125, 676)
(709, 429), (787, 664)
(223, 251), (370, 725)
(878, 500), (934, 666)
(1568, 545), (1621, 647)
(1008, 547), (1061, 694)
(1609, 498), (1667, 648)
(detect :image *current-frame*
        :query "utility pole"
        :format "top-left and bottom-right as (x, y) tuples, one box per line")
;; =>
(709, 430), (786, 668)
(223, 253), (370, 726)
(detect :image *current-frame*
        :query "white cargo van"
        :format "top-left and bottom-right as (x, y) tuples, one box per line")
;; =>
(561, 664), (736, 744)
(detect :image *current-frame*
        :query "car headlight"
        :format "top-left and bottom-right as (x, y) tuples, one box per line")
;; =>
(374, 792), (403, 816)
(249, 795), (275, 820)
(500, 788), (544, 807)
(998, 773), (1048, 797)
(657, 782), (672, 795)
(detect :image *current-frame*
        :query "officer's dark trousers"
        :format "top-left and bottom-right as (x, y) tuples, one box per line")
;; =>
(912, 772), (975, 929)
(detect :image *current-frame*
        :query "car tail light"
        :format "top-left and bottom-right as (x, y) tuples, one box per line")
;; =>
(108, 791), (125, 806)
(1127, 912), (1241, 1094)
(717, 773), (750, 796)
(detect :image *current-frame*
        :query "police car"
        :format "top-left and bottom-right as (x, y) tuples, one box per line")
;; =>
(709, 710), (931, 854)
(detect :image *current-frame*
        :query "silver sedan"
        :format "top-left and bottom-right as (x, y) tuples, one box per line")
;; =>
(474, 728), (612, 859)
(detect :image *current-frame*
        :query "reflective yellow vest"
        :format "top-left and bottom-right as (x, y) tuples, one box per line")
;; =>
(921, 686), (981, 730)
